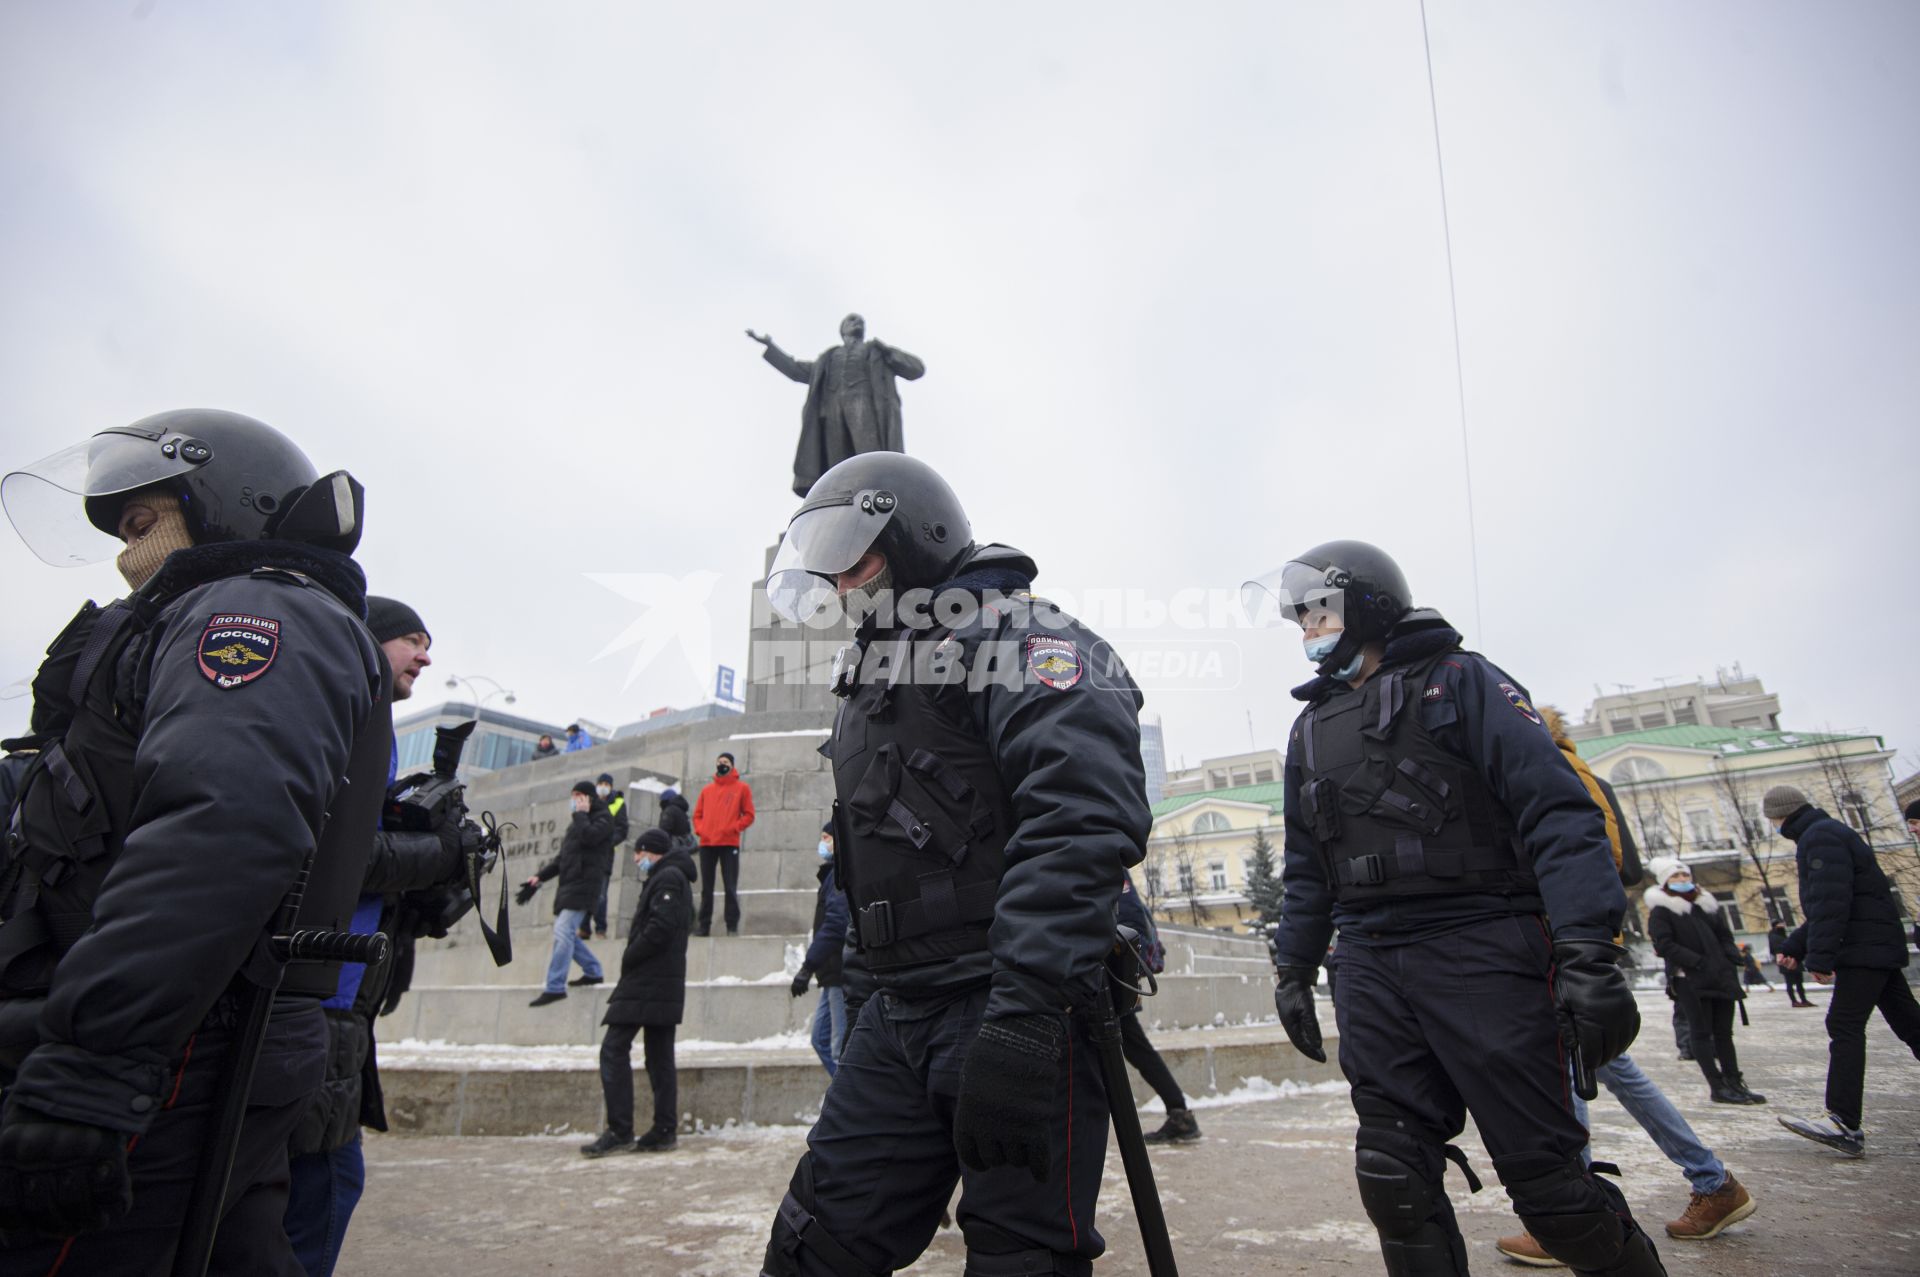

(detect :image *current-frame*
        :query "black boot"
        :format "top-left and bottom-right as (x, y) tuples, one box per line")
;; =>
(1726, 1074), (1767, 1104)
(580, 1129), (634, 1158)
(1142, 1107), (1202, 1143)
(635, 1125), (678, 1152)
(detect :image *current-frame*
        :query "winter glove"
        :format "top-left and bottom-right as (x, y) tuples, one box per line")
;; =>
(0, 1107), (133, 1237)
(1552, 939), (1639, 1074)
(514, 880), (540, 907)
(953, 1014), (1064, 1181)
(789, 968), (813, 998)
(1273, 966), (1325, 1063)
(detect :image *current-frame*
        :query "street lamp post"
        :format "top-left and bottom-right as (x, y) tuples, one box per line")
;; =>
(444, 673), (517, 714)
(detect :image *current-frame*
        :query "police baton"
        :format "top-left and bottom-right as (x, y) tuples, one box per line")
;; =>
(1090, 936), (1180, 1277)
(171, 857), (388, 1277)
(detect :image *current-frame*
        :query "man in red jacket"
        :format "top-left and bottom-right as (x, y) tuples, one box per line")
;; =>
(693, 751), (756, 936)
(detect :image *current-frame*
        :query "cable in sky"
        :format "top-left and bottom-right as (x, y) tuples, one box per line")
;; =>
(1418, 0), (1485, 642)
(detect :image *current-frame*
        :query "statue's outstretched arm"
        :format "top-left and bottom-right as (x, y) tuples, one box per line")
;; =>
(748, 329), (811, 382)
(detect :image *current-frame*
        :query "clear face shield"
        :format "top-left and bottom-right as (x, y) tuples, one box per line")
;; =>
(2, 425), (205, 566)
(1239, 559), (1349, 635)
(765, 492), (896, 623)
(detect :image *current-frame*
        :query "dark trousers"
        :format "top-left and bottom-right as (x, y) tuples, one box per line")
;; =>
(1119, 1012), (1185, 1111)
(1823, 966), (1920, 1129)
(0, 1004), (326, 1277)
(770, 987), (1109, 1274)
(1783, 964), (1809, 1004)
(1332, 917), (1616, 1255)
(1672, 999), (1692, 1055)
(591, 870), (611, 936)
(1677, 994), (1740, 1090)
(698, 845), (740, 932)
(600, 1022), (677, 1138)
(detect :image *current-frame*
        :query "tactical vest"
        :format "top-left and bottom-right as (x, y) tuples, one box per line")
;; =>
(829, 632), (1017, 972)
(1294, 652), (1535, 905)
(0, 576), (390, 1020)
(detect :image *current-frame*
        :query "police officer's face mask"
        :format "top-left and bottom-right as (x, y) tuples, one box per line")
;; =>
(113, 491), (194, 590)
(817, 839), (833, 861)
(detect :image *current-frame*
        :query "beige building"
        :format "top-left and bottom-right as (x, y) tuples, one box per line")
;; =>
(1574, 719), (1915, 939)
(1143, 771), (1283, 931)
(1162, 748), (1284, 797)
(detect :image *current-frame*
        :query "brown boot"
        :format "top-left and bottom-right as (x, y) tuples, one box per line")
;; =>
(1666, 1172), (1756, 1239)
(1493, 1231), (1565, 1267)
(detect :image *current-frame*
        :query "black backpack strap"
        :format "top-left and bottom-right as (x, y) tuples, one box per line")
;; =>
(65, 604), (139, 708)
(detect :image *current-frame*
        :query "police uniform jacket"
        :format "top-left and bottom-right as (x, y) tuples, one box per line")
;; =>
(6, 541), (386, 1136)
(1270, 612), (1626, 968)
(829, 545), (1151, 1020)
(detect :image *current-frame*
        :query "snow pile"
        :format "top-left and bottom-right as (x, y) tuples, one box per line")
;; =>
(382, 1030), (814, 1071)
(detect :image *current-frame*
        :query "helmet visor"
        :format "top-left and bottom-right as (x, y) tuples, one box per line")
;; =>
(3, 427), (203, 566)
(764, 495), (895, 624)
(1240, 559), (1348, 630)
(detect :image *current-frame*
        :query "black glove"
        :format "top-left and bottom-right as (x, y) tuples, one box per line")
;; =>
(0, 1107), (133, 1237)
(953, 1014), (1063, 1180)
(1552, 939), (1639, 1071)
(514, 881), (540, 907)
(1273, 966), (1326, 1063)
(789, 969), (812, 998)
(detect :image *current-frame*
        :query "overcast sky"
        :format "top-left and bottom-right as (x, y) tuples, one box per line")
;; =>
(3, 2), (1916, 781)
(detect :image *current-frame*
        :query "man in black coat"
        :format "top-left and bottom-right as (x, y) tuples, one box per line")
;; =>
(0, 410), (386, 1272)
(586, 773), (628, 940)
(523, 782), (611, 1006)
(1768, 922), (1812, 1007)
(1767, 785), (1920, 1156)
(582, 828), (695, 1156)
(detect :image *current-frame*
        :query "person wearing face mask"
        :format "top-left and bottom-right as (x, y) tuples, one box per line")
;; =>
(1643, 858), (1761, 1106)
(755, 453), (1151, 1277)
(1767, 784), (1920, 1157)
(0, 410), (387, 1271)
(523, 782), (612, 1006)
(1244, 541), (1663, 1277)
(583, 773), (628, 942)
(791, 823), (851, 1076)
(581, 827), (696, 1156)
(692, 752), (756, 937)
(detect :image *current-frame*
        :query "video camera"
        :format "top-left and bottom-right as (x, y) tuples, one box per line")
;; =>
(381, 721), (512, 970)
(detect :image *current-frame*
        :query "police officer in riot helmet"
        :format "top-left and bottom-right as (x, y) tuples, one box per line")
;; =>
(759, 452), (1152, 1277)
(1245, 541), (1663, 1277)
(0, 410), (389, 1273)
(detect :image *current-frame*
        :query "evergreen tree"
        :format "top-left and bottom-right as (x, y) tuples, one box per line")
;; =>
(1245, 825), (1284, 923)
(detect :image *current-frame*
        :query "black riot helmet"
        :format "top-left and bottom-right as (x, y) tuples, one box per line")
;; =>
(765, 452), (973, 623)
(2, 409), (365, 566)
(1242, 540), (1411, 674)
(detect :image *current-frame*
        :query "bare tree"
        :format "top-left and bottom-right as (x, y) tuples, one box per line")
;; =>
(1708, 758), (1783, 922)
(1807, 734), (1920, 912)
(1167, 827), (1209, 927)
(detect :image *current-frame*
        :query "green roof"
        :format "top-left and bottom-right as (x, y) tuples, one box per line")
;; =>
(1573, 725), (1866, 761)
(1151, 780), (1285, 820)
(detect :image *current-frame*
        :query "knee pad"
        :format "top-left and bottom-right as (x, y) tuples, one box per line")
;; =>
(1496, 1155), (1666, 1276)
(1353, 1128), (1469, 1276)
(762, 1155), (879, 1277)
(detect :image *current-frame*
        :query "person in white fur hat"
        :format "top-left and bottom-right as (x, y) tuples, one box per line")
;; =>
(1644, 858), (1765, 1106)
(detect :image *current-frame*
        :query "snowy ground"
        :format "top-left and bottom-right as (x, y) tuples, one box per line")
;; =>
(343, 988), (1920, 1274)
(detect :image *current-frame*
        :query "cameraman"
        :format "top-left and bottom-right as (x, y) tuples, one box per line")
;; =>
(283, 597), (478, 1276)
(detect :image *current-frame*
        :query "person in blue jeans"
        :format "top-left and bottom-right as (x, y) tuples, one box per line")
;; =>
(1497, 1049), (1758, 1263)
(524, 781), (612, 1005)
(791, 824), (850, 1075)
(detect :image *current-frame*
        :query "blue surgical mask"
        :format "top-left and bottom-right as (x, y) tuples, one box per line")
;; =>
(818, 840), (834, 861)
(1669, 880), (1696, 895)
(1331, 651), (1365, 680)
(1303, 634), (1340, 664)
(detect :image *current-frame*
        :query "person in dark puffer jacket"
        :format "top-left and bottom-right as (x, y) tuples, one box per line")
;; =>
(1644, 857), (1764, 1106)
(581, 828), (696, 1156)
(1768, 785), (1920, 1156)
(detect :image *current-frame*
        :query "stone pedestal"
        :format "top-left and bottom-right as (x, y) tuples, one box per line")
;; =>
(745, 540), (851, 715)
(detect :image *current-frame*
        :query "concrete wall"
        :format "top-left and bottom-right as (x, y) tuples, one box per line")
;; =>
(378, 1027), (1340, 1136)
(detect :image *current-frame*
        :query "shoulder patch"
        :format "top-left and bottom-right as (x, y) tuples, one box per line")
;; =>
(1423, 684), (1445, 701)
(1025, 634), (1082, 690)
(198, 614), (281, 688)
(1497, 680), (1543, 725)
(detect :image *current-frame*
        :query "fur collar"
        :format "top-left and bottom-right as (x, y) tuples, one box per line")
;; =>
(1645, 883), (1719, 916)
